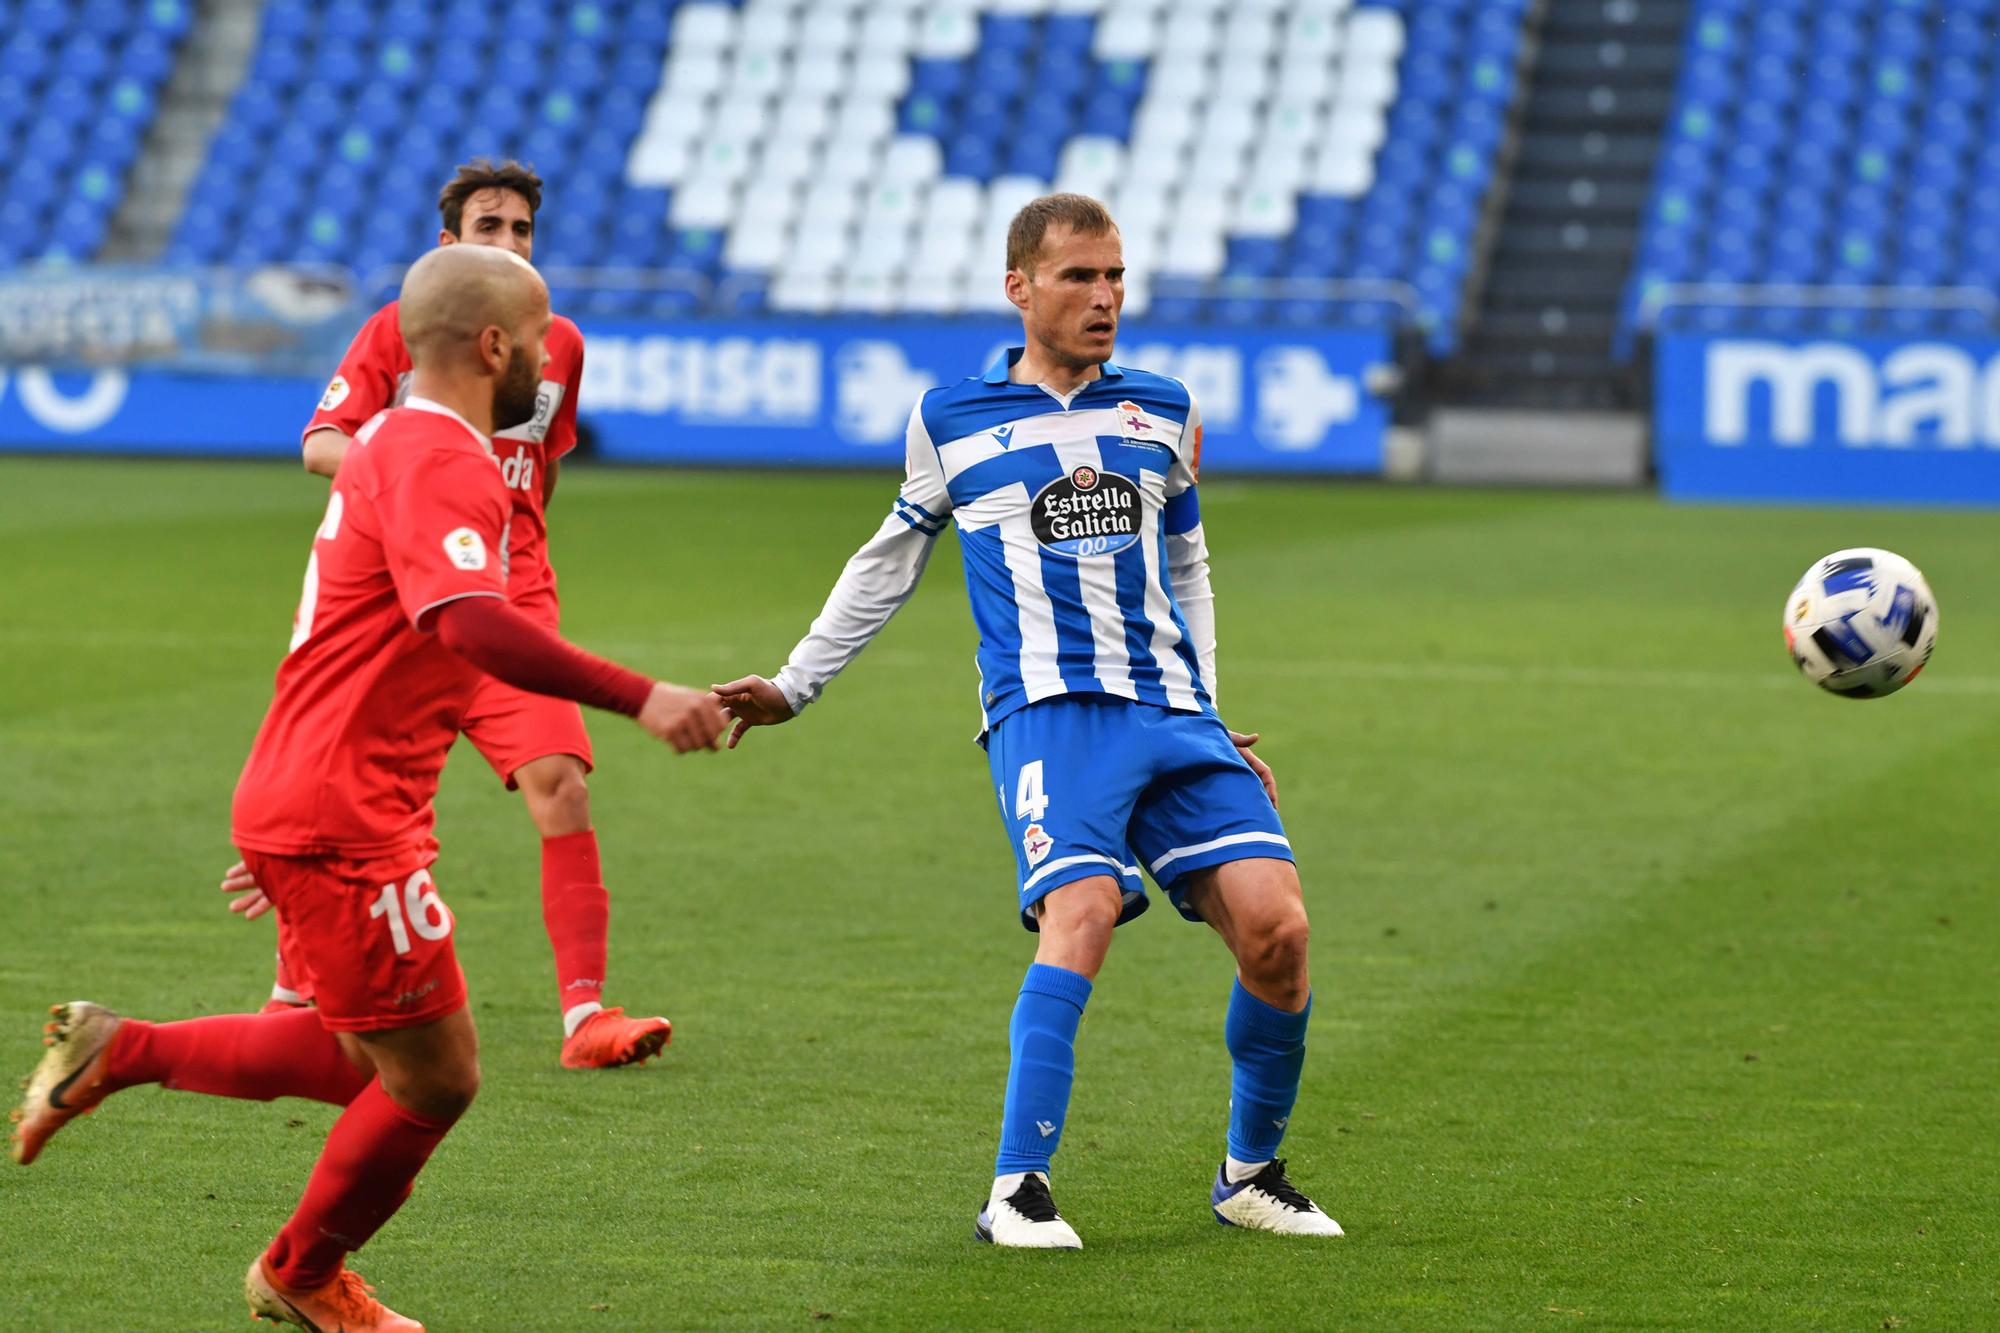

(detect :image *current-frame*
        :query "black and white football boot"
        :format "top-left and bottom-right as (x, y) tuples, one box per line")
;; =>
(975, 1171), (1083, 1249)
(1210, 1159), (1344, 1236)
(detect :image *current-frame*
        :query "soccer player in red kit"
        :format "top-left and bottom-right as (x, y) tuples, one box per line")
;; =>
(10, 246), (728, 1331)
(232, 159), (663, 1068)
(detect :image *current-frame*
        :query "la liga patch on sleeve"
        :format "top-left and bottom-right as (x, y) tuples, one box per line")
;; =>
(319, 375), (350, 411)
(443, 527), (487, 570)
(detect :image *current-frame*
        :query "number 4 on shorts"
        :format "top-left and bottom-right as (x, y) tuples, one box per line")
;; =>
(369, 869), (452, 955)
(1015, 760), (1050, 822)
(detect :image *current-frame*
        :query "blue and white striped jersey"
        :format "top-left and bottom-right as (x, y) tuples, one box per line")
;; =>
(774, 347), (1219, 736)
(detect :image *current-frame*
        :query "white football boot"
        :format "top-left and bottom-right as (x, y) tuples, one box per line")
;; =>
(1211, 1159), (1344, 1236)
(975, 1171), (1083, 1249)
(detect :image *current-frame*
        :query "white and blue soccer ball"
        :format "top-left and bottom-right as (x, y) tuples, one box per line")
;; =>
(1783, 548), (1939, 699)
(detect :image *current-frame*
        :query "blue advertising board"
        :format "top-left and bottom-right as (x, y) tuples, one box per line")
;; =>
(0, 320), (1393, 475)
(1655, 331), (2000, 505)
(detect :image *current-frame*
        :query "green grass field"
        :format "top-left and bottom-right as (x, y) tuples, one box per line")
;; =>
(2, 458), (1996, 1330)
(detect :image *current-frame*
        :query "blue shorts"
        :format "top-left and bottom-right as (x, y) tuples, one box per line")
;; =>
(985, 695), (1294, 931)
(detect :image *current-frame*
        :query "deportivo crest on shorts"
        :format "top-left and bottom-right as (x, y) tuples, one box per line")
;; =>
(1022, 823), (1053, 867)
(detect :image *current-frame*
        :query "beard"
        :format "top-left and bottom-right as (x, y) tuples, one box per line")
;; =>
(492, 344), (541, 432)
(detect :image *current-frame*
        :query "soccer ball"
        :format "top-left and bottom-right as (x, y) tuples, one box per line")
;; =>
(1783, 548), (1939, 699)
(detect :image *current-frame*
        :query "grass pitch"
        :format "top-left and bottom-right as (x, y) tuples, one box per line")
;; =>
(2, 458), (1996, 1330)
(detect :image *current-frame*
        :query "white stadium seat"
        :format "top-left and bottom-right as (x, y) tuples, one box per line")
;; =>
(988, 0), (1052, 13)
(1197, 101), (1260, 150)
(1336, 59), (1400, 111)
(913, 9), (980, 59)
(798, 8), (858, 54)
(1212, 52), (1273, 106)
(710, 95), (774, 144)
(958, 269), (1015, 313)
(1120, 274), (1151, 317)
(986, 175), (1049, 224)
(773, 93), (834, 143)
(1111, 180), (1174, 235)
(1272, 50), (1337, 102)
(1092, 9), (1159, 61)
(924, 177), (983, 225)
(1171, 190), (1229, 238)
(672, 4), (737, 53)
(848, 224), (913, 279)
(1312, 144), (1376, 196)
(726, 49), (790, 99)
(1344, 9), (1406, 64)
(643, 86), (710, 137)
(861, 182), (924, 228)
(1051, 0), (1109, 12)
(1159, 229), (1225, 277)
(1281, 10), (1344, 60)
(1131, 97), (1196, 147)
(900, 275), (961, 315)
(819, 138), (881, 183)
(770, 269), (839, 314)
(1186, 139), (1249, 189)
(739, 178), (803, 229)
(880, 135), (943, 184)
(663, 50), (728, 98)
(837, 272), (902, 315)
(832, 97), (897, 148)
(1055, 136), (1125, 194)
(792, 51), (850, 98)
(856, 8), (915, 54)
(1164, 0), (1226, 16)
(756, 136), (822, 185)
(786, 221), (853, 276)
(1325, 102), (1387, 154)
(1151, 49), (1216, 101)
(1156, 10), (1219, 59)
(688, 137), (756, 183)
(624, 136), (690, 187)
(851, 53), (912, 100)
(670, 175), (738, 228)
(800, 180), (864, 228)
(735, 4), (797, 56)
(1262, 98), (1322, 152)
(1231, 186), (1297, 237)
(1220, 13), (1278, 61)
(915, 219), (976, 270)
(1245, 140), (1311, 192)
(724, 217), (789, 270)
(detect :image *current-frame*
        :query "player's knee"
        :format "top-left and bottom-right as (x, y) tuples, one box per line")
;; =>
(520, 761), (591, 835)
(399, 1058), (481, 1122)
(1240, 906), (1310, 991)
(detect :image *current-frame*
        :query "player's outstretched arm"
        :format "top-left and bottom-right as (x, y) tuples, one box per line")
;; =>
(433, 597), (727, 752)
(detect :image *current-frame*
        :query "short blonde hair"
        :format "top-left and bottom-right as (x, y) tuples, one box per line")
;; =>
(1006, 193), (1118, 274)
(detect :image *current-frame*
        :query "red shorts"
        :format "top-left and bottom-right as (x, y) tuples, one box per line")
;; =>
(249, 844), (467, 1033)
(461, 676), (593, 789)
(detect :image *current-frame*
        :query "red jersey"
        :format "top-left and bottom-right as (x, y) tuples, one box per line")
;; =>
(306, 300), (583, 625)
(233, 399), (513, 858)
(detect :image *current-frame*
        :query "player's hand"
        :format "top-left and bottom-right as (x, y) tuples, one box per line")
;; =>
(220, 860), (274, 920)
(638, 681), (729, 753)
(1229, 730), (1279, 809)
(710, 675), (794, 749)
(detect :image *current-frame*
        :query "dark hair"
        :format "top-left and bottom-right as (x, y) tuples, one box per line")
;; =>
(437, 158), (543, 235)
(1006, 193), (1118, 274)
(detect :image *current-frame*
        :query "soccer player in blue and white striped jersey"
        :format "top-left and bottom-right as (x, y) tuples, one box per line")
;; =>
(715, 195), (1342, 1246)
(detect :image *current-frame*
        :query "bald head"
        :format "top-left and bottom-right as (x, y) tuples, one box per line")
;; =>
(399, 244), (547, 370)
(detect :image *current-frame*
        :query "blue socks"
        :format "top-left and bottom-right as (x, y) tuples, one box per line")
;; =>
(994, 963), (1093, 1176)
(1224, 978), (1311, 1164)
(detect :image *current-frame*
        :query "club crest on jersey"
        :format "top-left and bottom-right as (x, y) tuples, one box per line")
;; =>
(1116, 400), (1154, 436)
(443, 527), (488, 571)
(1031, 465), (1140, 559)
(319, 375), (351, 411)
(1022, 823), (1053, 867)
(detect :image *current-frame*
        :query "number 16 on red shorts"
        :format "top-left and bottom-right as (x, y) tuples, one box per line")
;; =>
(245, 845), (467, 1033)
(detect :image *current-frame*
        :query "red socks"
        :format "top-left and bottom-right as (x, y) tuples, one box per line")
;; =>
(104, 1007), (368, 1106)
(263, 1079), (459, 1290)
(541, 830), (610, 1030)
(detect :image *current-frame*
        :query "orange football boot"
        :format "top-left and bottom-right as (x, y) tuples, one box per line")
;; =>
(559, 1007), (671, 1069)
(11, 1000), (124, 1165)
(246, 1257), (423, 1332)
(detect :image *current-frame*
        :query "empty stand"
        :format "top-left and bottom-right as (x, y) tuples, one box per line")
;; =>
(0, 0), (193, 266)
(1624, 0), (2000, 349)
